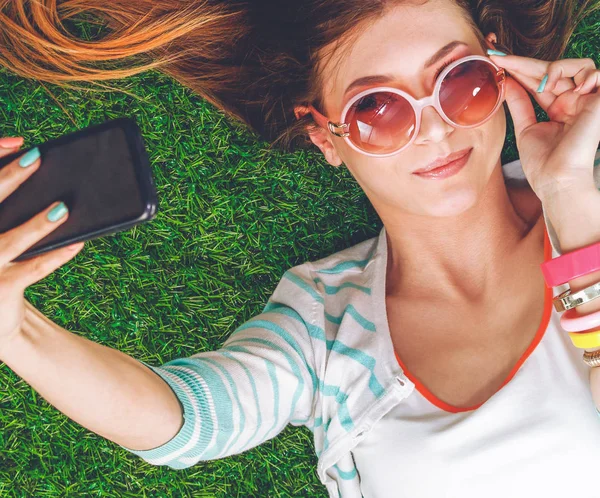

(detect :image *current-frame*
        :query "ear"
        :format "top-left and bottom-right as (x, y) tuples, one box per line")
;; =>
(484, 32), (498, 51)
(294, 105), (344, 167)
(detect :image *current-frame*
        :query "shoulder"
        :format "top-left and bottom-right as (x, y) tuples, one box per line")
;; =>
(307, 232), (381, 285)
(266, 232), (381, 314)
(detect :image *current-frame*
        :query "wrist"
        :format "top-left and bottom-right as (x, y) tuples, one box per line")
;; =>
(542, 185), (600, 253)
(0, 301), (60, 362)
(0, 327), (25, 362)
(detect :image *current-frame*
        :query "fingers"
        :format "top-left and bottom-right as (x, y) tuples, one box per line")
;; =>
(0, 146), (41, 203)
(503, 70), (556, 108)
(503, 76), (538, 139)
(0, 201), (71, 265)
(2, 241), (85, 291)
(544, 58), (596, 94)
(488, 53), (550, 77)
(0, 136), (24, 152)
(492, 56), (600, 128)
(0, 135), (84, 291)
(574, 69), (600, 94)
(490, 55), (595, 95)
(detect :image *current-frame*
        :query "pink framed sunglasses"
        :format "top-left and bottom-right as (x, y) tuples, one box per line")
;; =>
(308, 54), (506, 158)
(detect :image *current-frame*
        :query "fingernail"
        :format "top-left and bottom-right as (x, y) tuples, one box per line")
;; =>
(537, 74), (549, 93)
(0, 136), (24, 148)
(487, 49), (507, 56)
(47, 202), (68, 222)
(19, 147), (40, 168)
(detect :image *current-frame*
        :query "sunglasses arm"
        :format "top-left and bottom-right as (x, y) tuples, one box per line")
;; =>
(307, 104), (350, 138)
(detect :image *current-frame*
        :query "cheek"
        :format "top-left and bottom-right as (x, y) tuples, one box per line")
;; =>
(338, 148), (399, 189)
(469, 109), (506, 175)
(472, 106), (507, 149)
(333, 137), (364, 166)
(488, 105), (507, 137)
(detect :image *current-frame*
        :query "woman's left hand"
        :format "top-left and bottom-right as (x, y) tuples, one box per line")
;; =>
(488, 53), (600, 201)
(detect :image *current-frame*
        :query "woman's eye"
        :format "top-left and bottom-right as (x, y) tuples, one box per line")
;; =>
(355, 93), (395, 113)
(356, 94), (378, 111)
(435, 57), (459, 80)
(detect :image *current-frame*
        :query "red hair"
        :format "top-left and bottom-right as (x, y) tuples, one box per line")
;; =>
(1, 0), (598, 150)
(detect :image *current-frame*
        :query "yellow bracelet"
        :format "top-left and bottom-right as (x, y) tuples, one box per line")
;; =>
(568, 329), (600, 349)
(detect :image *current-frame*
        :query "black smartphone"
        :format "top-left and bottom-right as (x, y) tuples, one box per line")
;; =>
(0, 117), (158, 262)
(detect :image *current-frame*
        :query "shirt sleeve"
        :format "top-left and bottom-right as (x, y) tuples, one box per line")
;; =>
(118, 262), (321, 469)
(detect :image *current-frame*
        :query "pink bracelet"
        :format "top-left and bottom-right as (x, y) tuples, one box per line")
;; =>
(541, 239), (600, 287)
(560, 306), (600, 332)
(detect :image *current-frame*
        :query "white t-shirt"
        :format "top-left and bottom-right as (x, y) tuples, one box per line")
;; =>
(351, 236), (600, 498)
(122, 152), (600, 497)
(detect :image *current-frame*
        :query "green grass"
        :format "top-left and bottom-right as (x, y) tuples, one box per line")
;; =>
(1, 9), (600, 498)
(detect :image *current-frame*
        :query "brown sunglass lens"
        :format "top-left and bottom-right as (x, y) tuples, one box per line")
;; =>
(439, 60), (501, 125)
(346, 92), (416, 154)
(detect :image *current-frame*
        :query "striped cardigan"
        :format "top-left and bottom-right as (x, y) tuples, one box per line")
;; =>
(120, 151), (600, 497)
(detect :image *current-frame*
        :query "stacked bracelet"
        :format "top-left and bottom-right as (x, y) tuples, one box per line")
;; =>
(541, 239), (600, 366)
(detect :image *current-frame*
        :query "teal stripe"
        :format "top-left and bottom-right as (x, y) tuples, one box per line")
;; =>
(334, 464), (358, 480)
(160, 363), (235, 460)
(159, 366), (216, 458)
(119, 363), (202, 467)
(264, 357), (280, 436)
(314, 242), (378, 275)
(261, 304), (326, 342)
(219, 350), (263, 450)
(326, 339), (385, 397)
(323, 419), (333, 451)
(324, 304), (376, 332)
(190, 357), (246, 457)
(226, 336), (354, 431)
(316, 259), (371, 274)
(229, 318), (318, 395)
(222, 338), (305, 428)
(594, 155), (600, 167)
(220, 345), (282, 443)
(282, 270), (324, 304)
(250, 310), (385, 398)
(313, 278), (372, 296)
(321, 384), (353, 430)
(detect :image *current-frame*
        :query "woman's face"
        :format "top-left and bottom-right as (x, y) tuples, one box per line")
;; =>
(311, 0), (507, 221)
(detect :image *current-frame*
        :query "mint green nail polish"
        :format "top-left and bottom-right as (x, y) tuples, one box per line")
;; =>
(47, 202), (68, 222)
(487, 49), (507, 56)
(19, 147), (40, 168)
(537, 74), (549, 93)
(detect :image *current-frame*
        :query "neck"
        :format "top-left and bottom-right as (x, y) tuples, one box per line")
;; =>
(382, 162), (541, 303)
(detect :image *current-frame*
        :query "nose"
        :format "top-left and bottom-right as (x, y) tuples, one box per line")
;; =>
(412, 104), (454, 146)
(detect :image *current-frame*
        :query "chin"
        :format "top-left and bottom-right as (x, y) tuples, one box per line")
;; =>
(421, 187), (480, 218)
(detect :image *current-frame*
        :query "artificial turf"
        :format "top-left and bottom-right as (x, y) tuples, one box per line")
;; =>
(1, 8), (599, 498)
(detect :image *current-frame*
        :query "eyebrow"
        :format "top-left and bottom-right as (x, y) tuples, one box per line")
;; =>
(341, 40), (468, 99)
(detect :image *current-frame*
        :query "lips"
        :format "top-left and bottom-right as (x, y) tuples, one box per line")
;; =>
(413, 147), (473, 174)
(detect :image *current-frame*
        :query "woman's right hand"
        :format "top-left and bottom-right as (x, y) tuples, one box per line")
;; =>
(0, 136), (84, 354)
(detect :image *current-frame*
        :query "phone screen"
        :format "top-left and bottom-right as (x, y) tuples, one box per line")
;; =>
(0, 120), (154, 258)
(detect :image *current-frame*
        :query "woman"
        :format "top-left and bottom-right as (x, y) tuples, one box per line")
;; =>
(1, 0), (600, 496)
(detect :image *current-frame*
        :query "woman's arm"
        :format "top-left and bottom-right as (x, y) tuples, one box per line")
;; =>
(542, 186), (600, 413)
(0, 140), (317, 467)
(0, 299), (184, 451)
